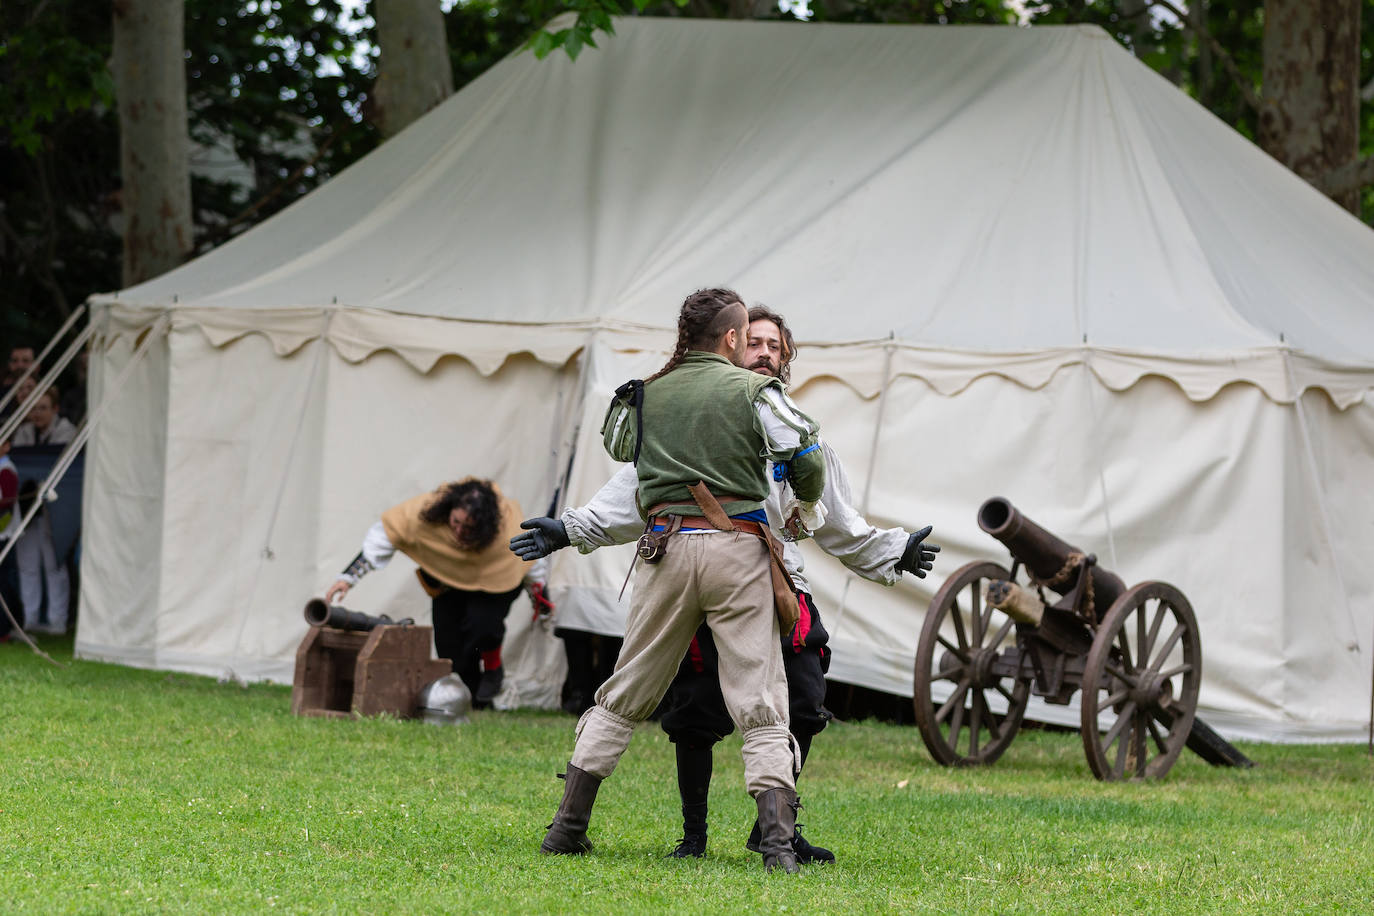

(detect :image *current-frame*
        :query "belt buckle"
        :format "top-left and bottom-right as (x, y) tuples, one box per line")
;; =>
(637, 532), (664, 563)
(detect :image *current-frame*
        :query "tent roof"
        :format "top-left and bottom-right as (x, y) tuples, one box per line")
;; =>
(94, 19), (1374, 398)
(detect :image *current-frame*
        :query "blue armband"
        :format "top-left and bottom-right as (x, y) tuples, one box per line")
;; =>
(795, 443), (819, 458)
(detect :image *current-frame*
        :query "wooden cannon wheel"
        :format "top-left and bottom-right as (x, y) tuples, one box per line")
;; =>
(1080, 581), (1202, 781)
(914, 560), (1031, 766)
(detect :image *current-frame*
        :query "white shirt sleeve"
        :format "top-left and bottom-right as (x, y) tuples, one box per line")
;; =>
(560, 465), (644, 554)
(767, 440), (909, 588)
(360, 520), (396, 569)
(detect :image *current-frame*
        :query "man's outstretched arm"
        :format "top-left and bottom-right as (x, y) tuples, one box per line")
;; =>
(510, 465), (642, 561)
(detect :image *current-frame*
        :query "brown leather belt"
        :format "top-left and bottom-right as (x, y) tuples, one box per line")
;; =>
(647, 513), (765, 537)
(642, 487), (799, 630)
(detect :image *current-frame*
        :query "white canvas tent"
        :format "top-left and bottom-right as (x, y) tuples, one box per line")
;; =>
(77, 19), (1374, 740)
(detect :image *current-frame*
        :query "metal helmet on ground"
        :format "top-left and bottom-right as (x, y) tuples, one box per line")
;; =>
(416, 674), (472, 725)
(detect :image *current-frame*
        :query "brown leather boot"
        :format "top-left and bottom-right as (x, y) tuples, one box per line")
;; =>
(754, 787), (801, 874)
(540, 764), (602, 855)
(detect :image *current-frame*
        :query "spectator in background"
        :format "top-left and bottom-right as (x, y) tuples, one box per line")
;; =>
(4, 346), (36, 389)
(13, 473), (70, 635)
(9, 389), (75, 636)
(0, 375), (37, 427)
(13, 388), (76, 447)
(0, 434), (19, 642)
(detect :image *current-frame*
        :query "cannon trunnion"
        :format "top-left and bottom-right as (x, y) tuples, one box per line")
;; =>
(913, 498), (1248, 781)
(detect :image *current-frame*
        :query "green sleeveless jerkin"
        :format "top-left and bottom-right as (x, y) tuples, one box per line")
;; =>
(632, 351), (824, 518)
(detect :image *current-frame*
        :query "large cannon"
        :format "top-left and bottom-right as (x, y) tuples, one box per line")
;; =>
(913, 498), (1250, 781)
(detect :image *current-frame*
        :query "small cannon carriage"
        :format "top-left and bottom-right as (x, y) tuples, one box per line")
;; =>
(913, 497), (1248, 781)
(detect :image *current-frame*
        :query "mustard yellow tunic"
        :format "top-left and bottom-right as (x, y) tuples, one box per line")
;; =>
(380, 480), (526, 593)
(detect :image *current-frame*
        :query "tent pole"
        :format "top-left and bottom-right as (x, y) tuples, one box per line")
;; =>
(0, 303), (86, 417)
(545, 333), (594, 515)
(1280, 348), (1360, 653)
(258, 310), (334, 561)
(1079, 348), (1118, 570)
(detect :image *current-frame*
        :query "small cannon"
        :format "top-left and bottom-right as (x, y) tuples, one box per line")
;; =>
(293, 599), (445, 719)
(302, 598), (412, 632)
(913, 498), (1250, 781)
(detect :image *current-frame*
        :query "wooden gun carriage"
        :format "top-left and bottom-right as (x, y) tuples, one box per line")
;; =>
(913, 497), (1250, 781)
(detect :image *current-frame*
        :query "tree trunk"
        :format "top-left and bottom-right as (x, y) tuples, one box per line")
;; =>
(372, 0), (454, 139)
(111, 0), (193, 286)
(1259, 0), (1362, 213)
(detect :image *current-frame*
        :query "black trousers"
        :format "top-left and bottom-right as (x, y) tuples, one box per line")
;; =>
(660, 591), (832, 747)
(428, 577), (522, 699)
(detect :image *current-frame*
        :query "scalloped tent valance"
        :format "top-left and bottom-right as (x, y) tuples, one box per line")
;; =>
(93, 304), (1374, 409)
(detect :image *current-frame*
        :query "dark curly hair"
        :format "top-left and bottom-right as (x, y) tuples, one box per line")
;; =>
(747, 304), (797, 386)
(645, 288), (748, 382)
(419, 478), (502, 551)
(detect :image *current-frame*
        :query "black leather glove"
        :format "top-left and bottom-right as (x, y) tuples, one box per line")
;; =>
(509, 517), (570, 561)
(896, 525), (941, 578)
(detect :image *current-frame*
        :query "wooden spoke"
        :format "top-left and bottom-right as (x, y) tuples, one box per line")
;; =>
(935, 679), (971, 724)
(1102, 700), (1137, 749)
(936, 635), (970, 667)
(989, 616), (1015, 650)
(1136, 604), (1147, 669)
(970, 581), (985, 645)
(1147, 623), (1186, 675)
(950, 596), (969, 651)
(1103, 660), (1138, 688)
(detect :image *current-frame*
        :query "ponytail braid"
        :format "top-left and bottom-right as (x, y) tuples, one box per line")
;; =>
(645, 288), (746, 383)
(645, 329), (692, 383)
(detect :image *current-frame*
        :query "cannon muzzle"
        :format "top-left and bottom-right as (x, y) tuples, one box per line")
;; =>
(303, 598), (406, 631)
(977, 497), (1126, 612)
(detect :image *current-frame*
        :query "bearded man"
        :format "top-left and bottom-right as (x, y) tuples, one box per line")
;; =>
(514, 305), (940, 865)
(513, 288), (827, 874)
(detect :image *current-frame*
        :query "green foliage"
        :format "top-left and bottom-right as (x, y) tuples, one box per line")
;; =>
(0, 0), (541, 346)
(0, 28), (113, 157)
(3, 640), (1374, 912)
(184, 0), (381, 253)
(524, 0), (691, 60)
(0, 0), (121, 342)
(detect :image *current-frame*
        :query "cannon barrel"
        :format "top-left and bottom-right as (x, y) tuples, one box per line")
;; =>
(977, 497), (1126, 612)
(303, 598), (397, 632)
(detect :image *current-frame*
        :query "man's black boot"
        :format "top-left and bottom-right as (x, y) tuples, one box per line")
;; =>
(666, 742), (712, 858)
(540, 764), (602, 855)
(754, 787), (800, 874)
(476, 665), (504, 704)
(667, 802), (708, 858)
(746, 819), (834, 864)
(791, 827), (835, 864)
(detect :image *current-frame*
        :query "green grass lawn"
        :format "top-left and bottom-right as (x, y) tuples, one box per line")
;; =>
(2, 638), (1372, 915)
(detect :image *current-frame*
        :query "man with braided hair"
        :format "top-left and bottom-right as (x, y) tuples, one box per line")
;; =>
(513, 288), (826, 874)
(324, 478), (545, 706)
(516, 306), (941, 864)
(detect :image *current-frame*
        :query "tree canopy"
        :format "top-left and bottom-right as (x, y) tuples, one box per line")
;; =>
(1, 0), (1370, 348)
